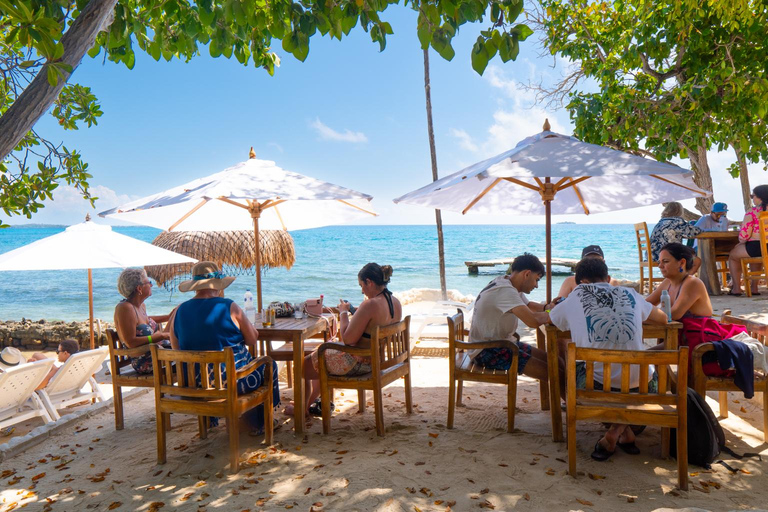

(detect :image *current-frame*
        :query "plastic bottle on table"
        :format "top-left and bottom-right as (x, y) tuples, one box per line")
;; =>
(660, 289), (672, 321)
(244, 289), (256, 324)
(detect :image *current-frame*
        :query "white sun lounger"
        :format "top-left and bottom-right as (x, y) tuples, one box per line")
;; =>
(0, 359), (56, 430)
(36, 347), (108, 421)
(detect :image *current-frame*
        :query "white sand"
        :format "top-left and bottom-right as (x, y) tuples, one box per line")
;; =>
(1, 293), (767, 511)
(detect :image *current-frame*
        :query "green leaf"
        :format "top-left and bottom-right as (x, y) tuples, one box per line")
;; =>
(46, 65), (58, 86)
(471, 37), (489, 75)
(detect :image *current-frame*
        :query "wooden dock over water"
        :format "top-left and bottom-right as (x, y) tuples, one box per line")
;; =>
(465, 257), (580, 274)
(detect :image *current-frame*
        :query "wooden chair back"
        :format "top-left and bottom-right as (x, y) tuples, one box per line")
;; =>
(740, 211), (768, 296)
(634, 222), (664, 293)
(447, 310), (519, 432)
(317, 316), (412, 436)
(566, 343), (688, 490)
(105, 328), (158, 430)
(150, 344), (274, 472)
(690, 310), (768, 441)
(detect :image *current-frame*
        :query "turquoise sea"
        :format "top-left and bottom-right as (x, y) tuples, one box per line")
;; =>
(0, 224), (646, 322)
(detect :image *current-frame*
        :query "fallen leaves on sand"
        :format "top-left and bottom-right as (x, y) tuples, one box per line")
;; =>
(148, 502), (165, 512)
(700, 480), (721, 490)
(434, 501), (444, 505)
(7, 476), (23, 485)
(204, 454), (214, 459)
(180, 492), (195, 502)
(740, 469), (752, 474)
(1, 470), (16, 478)
(545, 469), (555, 476)
(75, 427), (88, 433)
(194, 481), (207, 487)
(5, 502), (18, 511)
(692, 483), (710, 494)
(153, 470), (163, 477)
(576, 498), (593, 506)
(587, 473), (605, 480)
(458, 448), (477, 454)
(420, 488), (433, 497)
(312, 503), (323, 507)
(304, 488), (312, 495)
(480, 488), (489, 494)
(108, 502), (122, 510)
(413, 507), (422, 512)
(406, 487), (416, 494)
(446, 501), (456, 507)
(498, 464), (508, 467)
(523, 493), (530, 501)
(388, 450), (398, 456)
(415, 462), (426, 466)
(428, 432), (439, 438)
(197, 493), (210, 502)
(31, 473), (46, 482)
(479, 499), (496, 509)
(740, 406), (747, 413)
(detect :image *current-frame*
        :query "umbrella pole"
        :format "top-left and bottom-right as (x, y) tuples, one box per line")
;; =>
(544, 178), (553, 304)
(88, 268), (95, 349)
(251, 208), (263, 312)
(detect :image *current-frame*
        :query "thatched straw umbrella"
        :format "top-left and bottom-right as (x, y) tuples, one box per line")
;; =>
(145, 230), (295, 289)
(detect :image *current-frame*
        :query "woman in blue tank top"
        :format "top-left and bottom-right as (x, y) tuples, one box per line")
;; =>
(168, 262), (280, 434)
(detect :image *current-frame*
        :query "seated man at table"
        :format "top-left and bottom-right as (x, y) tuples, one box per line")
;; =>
(469, 253), (564, 397)
(692, 202), (730, 251)
(557, 245), (620, 298)
(547, 258), (668, 461)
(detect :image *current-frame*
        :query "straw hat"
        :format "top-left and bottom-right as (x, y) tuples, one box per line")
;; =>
(0, 347), (25, 370)
(178, 261), (235, 292)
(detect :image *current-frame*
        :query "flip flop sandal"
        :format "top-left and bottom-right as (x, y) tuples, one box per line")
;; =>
(727, 291), (743, 296)
(590, 441), (615, 462)
(308, 399), (335, 417)
(629, 424), (646, 436)
(617, 441), (641, 455)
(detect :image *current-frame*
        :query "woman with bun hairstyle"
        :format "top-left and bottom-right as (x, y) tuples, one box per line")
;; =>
(285, 263), (402, 418)
(646, 243), (712, 320)
(728, 184), (768, 296)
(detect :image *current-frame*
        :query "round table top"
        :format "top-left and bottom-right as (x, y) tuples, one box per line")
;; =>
(693, 231), (740, 239)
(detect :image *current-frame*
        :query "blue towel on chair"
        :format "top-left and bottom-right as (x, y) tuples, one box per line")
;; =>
(713, 339), (754, 398)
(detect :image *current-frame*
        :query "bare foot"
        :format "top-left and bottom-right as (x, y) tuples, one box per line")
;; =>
(282, 402), (295, 416)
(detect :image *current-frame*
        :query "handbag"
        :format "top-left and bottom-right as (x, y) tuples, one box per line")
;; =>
(305, 297), (323, 316)
(269, 301), (295, 318)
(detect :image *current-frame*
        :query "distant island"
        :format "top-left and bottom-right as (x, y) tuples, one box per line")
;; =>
(7, 224), (67, 229)
(557, 221), (576, 225)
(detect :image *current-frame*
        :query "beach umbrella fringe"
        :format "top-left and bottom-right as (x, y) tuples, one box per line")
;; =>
(145, 229), (295, 290)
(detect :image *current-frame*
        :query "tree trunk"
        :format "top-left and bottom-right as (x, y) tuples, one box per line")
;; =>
(684, 142), (715, 215)
(0, 0), (118, 162)
(423, 48), (447, 300)
(733, 144), (752, 212)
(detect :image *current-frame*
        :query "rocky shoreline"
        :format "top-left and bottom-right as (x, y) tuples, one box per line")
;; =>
(0, 319), (111, 350)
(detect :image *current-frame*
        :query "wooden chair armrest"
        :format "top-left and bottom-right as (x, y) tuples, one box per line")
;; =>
(691, 342), (715, 368)
(455, 339), (518, 352)
(235, 355), (273, 380)
(318, 342), (371, 357)
(113, 343), (152, 357)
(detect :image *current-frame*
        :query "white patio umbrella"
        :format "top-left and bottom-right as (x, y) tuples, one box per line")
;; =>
(393, 121), (711, 301)
(0, 218), (197, 348)
(99, 149), (377, 310)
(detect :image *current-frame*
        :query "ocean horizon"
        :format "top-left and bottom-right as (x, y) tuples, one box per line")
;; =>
(0, 224), (648, 322)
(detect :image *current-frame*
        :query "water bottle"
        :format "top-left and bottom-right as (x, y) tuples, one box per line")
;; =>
(660, 290), (672, 321)
(244, 289), (256, 324)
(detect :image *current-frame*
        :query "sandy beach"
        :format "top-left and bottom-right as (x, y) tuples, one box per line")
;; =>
(1, 293), (767, 512)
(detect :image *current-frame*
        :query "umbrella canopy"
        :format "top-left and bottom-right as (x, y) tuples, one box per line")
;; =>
(146, 229), (295, 289)
(393, 125), (711, 301)
(99, 150), (377, 309)
(0, 219), (197, 347)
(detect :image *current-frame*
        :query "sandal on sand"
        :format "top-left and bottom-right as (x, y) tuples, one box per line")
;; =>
(590, 441), (615, 462)
(308, 399), (335, 417)
(727, 291), (743, 296)
(617, 441), (641, 455)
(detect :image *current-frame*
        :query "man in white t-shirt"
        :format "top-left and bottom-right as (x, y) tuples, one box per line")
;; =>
(548, 258), (667, 462)
(469, 253), (564, 397)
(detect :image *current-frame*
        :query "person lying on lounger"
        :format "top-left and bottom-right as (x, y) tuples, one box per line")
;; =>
(28, 339), (79, 390)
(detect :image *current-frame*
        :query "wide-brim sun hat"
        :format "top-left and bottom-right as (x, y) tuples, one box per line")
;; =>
(0, 347), (25, 370)
(178, 261), (235, 292)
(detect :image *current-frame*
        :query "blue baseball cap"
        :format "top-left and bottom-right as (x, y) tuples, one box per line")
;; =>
(712, 202), (728, 213)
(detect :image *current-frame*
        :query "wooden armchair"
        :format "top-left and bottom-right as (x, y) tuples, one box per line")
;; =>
(317, 316), (412, 436)
(106, 328), (168, 430)
(566, 343), (689, 490)
(691, 310), (768, 441)
(741, 211), (768, 297)
(635, 222), (664, 293)
(150, 345), (274, 473)
(447, 310), (518, 433)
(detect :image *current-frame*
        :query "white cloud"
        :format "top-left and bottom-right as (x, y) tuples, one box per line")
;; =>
(449, 128), (479, 153)
(310, 118), (368, 143)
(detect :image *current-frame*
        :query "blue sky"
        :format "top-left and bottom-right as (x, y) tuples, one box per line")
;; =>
(3, 6), (764, 227)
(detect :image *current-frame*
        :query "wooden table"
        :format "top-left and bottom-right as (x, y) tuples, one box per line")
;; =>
(538, 321), (682, 442)
(694, 231), (740, 296)
(257, 316), (328, 435)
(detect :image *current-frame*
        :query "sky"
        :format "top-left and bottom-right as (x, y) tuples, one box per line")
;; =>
(3, 5), (765, 227)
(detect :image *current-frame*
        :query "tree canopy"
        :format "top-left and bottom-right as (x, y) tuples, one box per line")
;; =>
(538, 0), (768, 213)
(0, 0), (530, 226)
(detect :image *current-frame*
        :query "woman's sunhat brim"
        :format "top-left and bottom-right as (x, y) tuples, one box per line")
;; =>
(178, 275), (236, 292)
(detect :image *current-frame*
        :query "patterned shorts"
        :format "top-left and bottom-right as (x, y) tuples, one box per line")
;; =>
(473, 342), (533, 375)
(575, 361), (659, 393)
(311, 344), (372, 376)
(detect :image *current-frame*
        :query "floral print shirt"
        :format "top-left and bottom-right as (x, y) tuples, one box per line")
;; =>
(739, 206), (767, 242)
(649, 217), (702, 261)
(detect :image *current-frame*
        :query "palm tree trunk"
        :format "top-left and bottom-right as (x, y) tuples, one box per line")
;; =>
(423, 49), (447, 300)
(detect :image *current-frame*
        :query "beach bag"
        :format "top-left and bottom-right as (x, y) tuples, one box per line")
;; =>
(679, 316), (747, 377)
(670, 388), (761, 469)
(269, 301), (295, 318)
(305, 297), (323, 316)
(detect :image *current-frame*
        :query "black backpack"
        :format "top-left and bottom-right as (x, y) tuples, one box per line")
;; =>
(670, 388), (761, 469)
